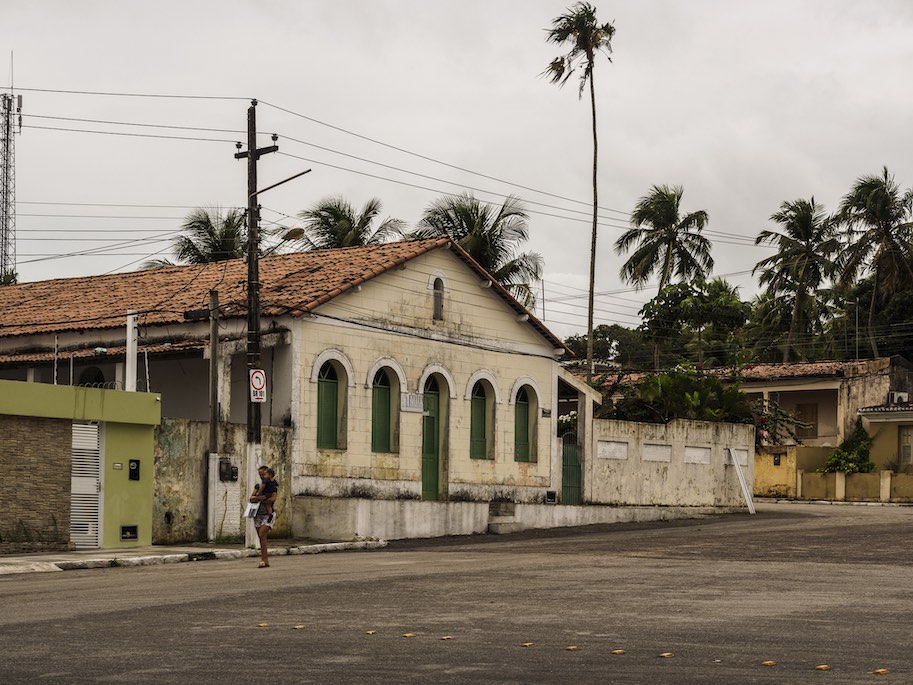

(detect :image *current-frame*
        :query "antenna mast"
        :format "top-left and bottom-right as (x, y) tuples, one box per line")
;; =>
(0, 89), (21, 283)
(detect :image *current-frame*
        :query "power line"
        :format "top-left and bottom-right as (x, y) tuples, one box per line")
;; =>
(22, 123), (236, 144)
(259, 99), (633, 218)
(13, 86), (248, 101)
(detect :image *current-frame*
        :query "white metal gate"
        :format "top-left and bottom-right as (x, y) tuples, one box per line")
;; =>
(71, 423), (102, 549)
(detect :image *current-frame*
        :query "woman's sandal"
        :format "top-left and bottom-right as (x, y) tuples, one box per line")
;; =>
(258, 561), (270, 568)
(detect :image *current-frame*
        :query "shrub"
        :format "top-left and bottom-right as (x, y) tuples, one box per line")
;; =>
(820, 417), (875, 474)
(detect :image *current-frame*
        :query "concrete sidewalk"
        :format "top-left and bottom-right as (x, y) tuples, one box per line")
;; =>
(0, 538), (388, 576)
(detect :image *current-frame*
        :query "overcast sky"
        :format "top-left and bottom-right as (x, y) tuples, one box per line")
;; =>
(4, 0), (913, 340)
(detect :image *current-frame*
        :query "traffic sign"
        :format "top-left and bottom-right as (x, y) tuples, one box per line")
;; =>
(249, 369), (267, 403)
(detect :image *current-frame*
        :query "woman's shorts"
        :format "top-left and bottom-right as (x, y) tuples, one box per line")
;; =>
(254, 512), (277, 529)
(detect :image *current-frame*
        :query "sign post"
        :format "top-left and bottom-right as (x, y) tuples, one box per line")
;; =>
(249, 369), (267, 403)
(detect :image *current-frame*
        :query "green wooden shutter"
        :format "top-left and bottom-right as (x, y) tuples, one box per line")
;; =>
(317, 364), (338, 449)
(372, 371), (391, 453)
(514, 389), (530, 462)
(470, 383), (486, 459)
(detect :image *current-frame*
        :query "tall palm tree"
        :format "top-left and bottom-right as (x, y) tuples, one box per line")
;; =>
(615, 184), (713, 291)
(753, 197), (838, 362)
(408, 193), (543, 308)
(544, 1), (615, 383)
(837, 166), (913, 357)
(140, 207), (245, 269)
(297, 196), (404, 250)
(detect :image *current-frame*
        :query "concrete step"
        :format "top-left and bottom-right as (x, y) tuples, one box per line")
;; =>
(487, 515), (522, 535)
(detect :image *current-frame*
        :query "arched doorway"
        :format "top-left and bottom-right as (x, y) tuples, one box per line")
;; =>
(422, 376), (442, 500)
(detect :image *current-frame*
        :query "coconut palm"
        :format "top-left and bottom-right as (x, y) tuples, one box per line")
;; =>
(836, 167), (913, 356)
(297, 196), (404, 250)
(408, 193), (543, 308)
(753, 197), (838, 362)
(615, 184), (713, 291)
(544, 1), (615, 382)
(140, 207), (245, 269)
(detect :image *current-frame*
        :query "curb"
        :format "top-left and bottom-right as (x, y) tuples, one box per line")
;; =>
(36, 540), (388, 573)
(756, 498), (913, 508)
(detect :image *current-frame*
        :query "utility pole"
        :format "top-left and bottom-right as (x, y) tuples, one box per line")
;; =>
(0, 92), (21, 283)
(234, 99), (277, 547)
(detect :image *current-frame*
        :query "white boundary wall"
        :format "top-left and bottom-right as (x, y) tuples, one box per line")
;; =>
(588, 419), (755, 507)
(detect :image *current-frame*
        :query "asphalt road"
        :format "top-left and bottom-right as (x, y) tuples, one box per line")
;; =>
(1, 502), (911, 684)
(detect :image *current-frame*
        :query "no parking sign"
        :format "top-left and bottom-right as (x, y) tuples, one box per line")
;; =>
(249, 369), (267, 403)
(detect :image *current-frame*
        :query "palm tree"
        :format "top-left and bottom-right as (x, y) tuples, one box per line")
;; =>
(544, 1), (615, 382)
(141, 207), (245, 269)
(837, 166), (913, 357)
(297, 196), (404, 250)
(615, 184), (713, 291)
(753, 197), (838, 362)
(408, 193), (543, 308)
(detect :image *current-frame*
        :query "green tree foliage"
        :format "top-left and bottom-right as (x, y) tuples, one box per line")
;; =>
(820, 417), (875, 474)
(544, 1), (615, 381)
(638, 282), (693, 370)
(754, 197), (838, 362)
(564, 323), (653, 369)
(141, 207), (246, 269)
(616, 184), (713, 292)
(297, 196), (404, 250)
(598, 366), (807, 449)
(635, 279), (748, 370)
(837, 167), (913, 357)
(408, 193), (543, 307)
(682, 278), (750, 368)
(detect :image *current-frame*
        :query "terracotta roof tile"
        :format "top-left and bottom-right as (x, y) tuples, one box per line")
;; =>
(0, 238), (567, 350)
(569, 357), (907, 390)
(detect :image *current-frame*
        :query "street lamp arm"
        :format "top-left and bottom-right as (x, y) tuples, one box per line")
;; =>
(250, 169), (312, 199)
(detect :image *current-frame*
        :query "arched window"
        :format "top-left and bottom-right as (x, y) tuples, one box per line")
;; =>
(317, 362), (339, 449)
(372, 369), (393, 453)
(432, 277), (445, 321)
(470, 380), (493, 459)
(514, 387), (531, 462)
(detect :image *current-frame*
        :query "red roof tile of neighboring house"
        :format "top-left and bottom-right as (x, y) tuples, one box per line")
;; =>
(724, 358), (907, 381)
(0, 239), (567, 351)
(569, 357), (911, 391)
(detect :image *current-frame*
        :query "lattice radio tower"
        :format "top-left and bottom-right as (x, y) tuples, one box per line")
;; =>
(0, 91), (22, 282)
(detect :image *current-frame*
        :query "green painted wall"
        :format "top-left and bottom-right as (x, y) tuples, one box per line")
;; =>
(0, 380), (160, 549)
(103, 423), (156, 547)
(0, 379), (161, 425)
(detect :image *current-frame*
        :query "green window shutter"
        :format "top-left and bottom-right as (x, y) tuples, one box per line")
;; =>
(470, 383), (486, 459)
(372, 371), (391, 453)
(317, 364), (338, 449)
(514, 391), (530, 462)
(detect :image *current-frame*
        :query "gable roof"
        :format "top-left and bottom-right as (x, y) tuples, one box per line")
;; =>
(0, 238), (567, 351)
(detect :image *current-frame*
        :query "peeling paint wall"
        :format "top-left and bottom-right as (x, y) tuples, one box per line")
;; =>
(153, 418), (293, 543)
(589, 419), (755, 507)
(288, 249), (561, 502)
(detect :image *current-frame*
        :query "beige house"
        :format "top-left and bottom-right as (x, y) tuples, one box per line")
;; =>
(731, 358), (913, 499)
(734, 357), (913, 450)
